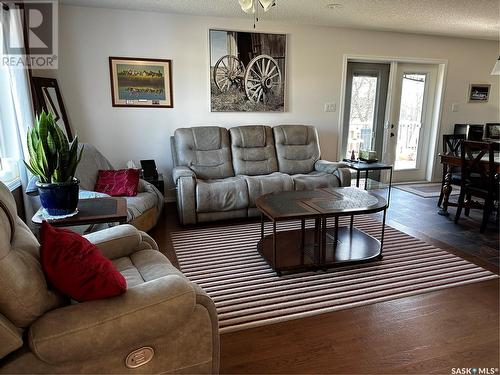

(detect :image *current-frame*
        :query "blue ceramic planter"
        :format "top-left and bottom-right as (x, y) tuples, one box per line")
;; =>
(36, 179), (79, 216)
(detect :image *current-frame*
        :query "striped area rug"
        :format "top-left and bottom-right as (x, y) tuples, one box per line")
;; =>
(171, 217), (497, 333)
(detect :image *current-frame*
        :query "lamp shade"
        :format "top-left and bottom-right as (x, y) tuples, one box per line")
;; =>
(239, 0), (255, 13)
(260, 0), (276, 12)
(491, 57), (500, 75)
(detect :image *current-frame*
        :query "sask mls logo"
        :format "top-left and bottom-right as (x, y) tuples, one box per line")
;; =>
(1, 0), (58, 69)
(451, 368), (499, 375)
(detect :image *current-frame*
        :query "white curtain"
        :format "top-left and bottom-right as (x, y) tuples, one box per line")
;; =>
(0, 5), (38, 222)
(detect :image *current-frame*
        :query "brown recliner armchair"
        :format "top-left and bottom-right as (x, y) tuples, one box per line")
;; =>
(0, 182), (219, 373)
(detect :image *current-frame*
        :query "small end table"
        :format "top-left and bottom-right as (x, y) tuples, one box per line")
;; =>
(342, 160), (393, 205)
(32, 197), (128, 231)
(143, 173), (164, 195)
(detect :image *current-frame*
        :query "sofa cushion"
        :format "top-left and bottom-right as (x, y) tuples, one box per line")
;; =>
(243, 172), (293, 207)
(230, 126), (278, 176)
(174, 127), (234, 180)
(291, 171), (340, 191)
(273, 125), (321, 174)
(196, 177), (249, 212)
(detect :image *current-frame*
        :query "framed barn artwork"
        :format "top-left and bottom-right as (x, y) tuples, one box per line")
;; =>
(109, 57), (173, 108)
(209, 29), (286, 112)
(468, 83), (490, 103)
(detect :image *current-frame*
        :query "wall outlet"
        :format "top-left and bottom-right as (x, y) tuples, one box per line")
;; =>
(451, 103), (459, 112)
(324, 103), (336, 112)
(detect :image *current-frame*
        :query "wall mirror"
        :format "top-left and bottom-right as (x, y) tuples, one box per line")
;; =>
(31, 77), (73, 141)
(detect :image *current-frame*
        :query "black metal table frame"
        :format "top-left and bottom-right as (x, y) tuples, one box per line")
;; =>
(259, 207), (388, 275)
(348, 164), (393, 208)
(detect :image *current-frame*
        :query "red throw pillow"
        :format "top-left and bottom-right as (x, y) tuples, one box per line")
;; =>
(94, 169), (140, 197)
(40, 221), (127, 302)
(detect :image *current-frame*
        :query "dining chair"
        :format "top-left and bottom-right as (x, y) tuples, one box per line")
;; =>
(453, 124), (468, 136)
(454, 140), (498, 233)
(484, 123), (500, 139)
(467, 125), (485, 141)
(453, 123), (484, 141)
(438, 134), (466, 207)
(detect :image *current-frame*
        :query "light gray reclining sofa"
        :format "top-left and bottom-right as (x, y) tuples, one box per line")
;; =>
(171, 125), (351, 225)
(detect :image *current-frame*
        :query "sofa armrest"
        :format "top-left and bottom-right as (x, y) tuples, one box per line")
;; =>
(175, 169), (197, 225)
(83, 224), (157, 259)
(334, 167), (352, 187)
(172, 166), (196, 184)
(314, 160), (348, 174)
(314, 160), (351, 187)
(29, 276), (196, 365)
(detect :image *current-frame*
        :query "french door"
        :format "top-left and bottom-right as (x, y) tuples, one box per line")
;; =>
(341, 62), (390, 161)
(342, 61), (440, 183)
(385, 63), (439, 181)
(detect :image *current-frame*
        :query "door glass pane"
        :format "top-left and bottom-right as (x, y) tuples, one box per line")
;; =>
(395, 73), (426, 170)
(345, 75), (378, 159)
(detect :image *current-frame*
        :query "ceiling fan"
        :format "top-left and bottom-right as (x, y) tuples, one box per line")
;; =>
(238, 0), (276, 27)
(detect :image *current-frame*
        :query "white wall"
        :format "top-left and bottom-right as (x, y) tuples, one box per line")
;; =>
(52, 5), (500, 198)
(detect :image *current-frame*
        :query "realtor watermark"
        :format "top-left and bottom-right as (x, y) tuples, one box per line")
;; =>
(1, 0), (58, 69)
(451, 368), (499, 375)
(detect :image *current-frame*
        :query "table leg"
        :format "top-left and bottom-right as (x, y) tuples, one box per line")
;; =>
(387, 168), (393, 208)
(321, 217), (327, 265)
(314, 218), (321, 264)
(260, 214), (264, 241)
(300, 219), (305, 264)
(356, 170), (360, 188)
(272, 221), (277, 271)
(378, 209), (387, 260)
(300, 219), (305, 249)
(438, 171), (452, 216)
(350, 215), (354, 231)
(84, 224), (96, 234)
(365, 170), (369, 190)
(334, 216), (339, 248)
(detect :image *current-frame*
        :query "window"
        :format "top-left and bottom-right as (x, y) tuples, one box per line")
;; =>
(0, 61), (22, 189)
(0, 4), (34, 190)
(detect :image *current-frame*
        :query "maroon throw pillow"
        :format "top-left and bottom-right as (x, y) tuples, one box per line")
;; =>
(40, 221), (127, 302)
(94, 169), (140, 197)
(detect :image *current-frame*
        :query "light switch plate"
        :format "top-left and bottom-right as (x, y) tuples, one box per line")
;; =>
(324, 103), (336, 112)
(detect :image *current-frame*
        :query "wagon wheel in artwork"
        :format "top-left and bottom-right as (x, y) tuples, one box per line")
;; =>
(213, 55), (245, 92)
(243, 55), (282, 104)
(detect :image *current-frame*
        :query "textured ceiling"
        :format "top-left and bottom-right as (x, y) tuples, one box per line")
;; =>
(60, 0), (500, 40)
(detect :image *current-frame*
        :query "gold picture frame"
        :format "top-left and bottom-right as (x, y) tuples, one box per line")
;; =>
(109, 57), (173, 108)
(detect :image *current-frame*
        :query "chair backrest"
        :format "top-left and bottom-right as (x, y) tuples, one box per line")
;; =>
(485, 123), (500, 139)
(0, 182), (66, 357)
(453, 124), (484, 141)
(173, 127), (234, 180)
(443, 134), (466, 156)
(75, 144), (114, 190)
(229, 125), (278, 176)
(460, 140), (496, 194)
(273, 125), (320, 175)
(467, 125), (485, 141)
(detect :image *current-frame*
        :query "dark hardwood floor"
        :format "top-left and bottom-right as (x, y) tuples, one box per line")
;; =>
(149, 187), (499, 374)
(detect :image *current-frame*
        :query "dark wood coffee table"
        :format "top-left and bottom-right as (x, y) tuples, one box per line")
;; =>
(32, 197), (128, 230)
(256, 187), (387, 275)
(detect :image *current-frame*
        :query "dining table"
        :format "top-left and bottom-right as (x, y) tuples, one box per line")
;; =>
(437, 144), (500, 216)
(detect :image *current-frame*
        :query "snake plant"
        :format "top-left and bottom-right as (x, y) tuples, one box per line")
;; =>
(24, 110), (83, 183)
